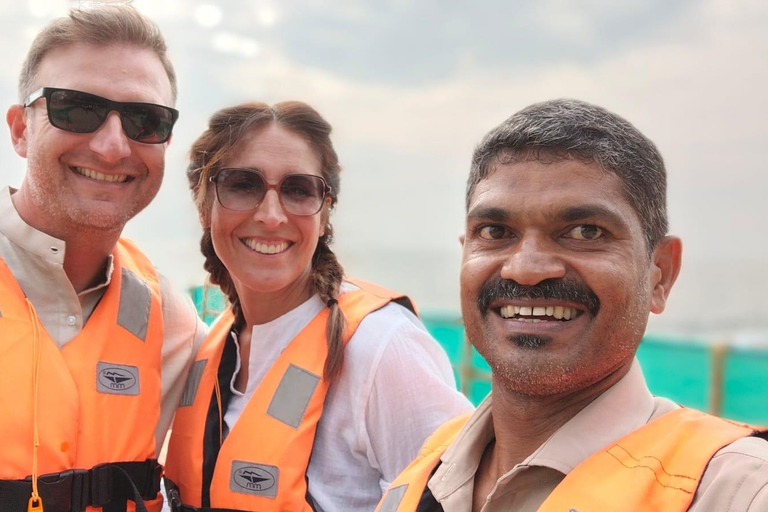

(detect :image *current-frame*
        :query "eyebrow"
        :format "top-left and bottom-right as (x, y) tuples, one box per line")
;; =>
(466, 206), (513, 223)
(467, 204), (631, 228)
(557, 205), (629, 229)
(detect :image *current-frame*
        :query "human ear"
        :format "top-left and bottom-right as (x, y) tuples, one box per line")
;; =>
(649, 236), (682, 314)
(320, 197), (333, 237)
(7, 105), (28, 158)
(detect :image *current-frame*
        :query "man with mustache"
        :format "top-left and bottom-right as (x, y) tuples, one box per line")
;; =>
(376, 99), (768, 511)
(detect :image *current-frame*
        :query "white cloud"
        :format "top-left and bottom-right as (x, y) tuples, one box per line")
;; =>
(194, 4), (222, 28)
(211, 31), (261, 57)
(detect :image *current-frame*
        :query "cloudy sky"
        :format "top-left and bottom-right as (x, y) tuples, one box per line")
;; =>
(1, 0), (766, 341)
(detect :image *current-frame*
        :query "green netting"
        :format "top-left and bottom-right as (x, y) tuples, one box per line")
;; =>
(419, 313), (768, 424)
(722, 349), (768, 424)
(636, 336), (711, 412)
(190, 285), (227, 325)
(189, 286), (768, 424)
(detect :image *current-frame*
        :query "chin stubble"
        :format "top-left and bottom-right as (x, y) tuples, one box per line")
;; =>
(509, 333), (551, 349)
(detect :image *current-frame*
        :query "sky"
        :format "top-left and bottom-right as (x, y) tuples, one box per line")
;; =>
(1, 0), (767, 342)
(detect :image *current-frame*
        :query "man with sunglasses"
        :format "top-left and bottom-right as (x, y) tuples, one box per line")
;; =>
(0, 5), (205, 512)
(375, 99), (768, 512)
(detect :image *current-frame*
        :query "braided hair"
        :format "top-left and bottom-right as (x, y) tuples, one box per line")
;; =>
(188, 101), (347, 381)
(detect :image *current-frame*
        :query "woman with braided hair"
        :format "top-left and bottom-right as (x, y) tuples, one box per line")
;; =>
(164, 101), (472, 512)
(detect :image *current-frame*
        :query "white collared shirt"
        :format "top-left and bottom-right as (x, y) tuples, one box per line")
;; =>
(224, 282), (474, 512)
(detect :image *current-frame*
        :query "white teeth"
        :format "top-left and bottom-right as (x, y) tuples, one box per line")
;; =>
(244, 239), (290, 255)
(75, 167), (128, 183)
(499, 305), (579, 321)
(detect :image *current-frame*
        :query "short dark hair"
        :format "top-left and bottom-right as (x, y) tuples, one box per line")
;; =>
(467, 99), (668, 250)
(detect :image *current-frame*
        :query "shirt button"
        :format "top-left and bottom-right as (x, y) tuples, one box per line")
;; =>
(66, 315), (77, 326)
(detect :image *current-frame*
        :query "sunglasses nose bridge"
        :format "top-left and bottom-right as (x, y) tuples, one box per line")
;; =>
(88, 110), (132, 160)
(252, 186), (289, 223)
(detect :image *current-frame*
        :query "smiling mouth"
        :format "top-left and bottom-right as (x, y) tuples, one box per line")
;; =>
(242, 239), (292, 255)
(498, 305), (581, 321)
(73, 166), (130, 183)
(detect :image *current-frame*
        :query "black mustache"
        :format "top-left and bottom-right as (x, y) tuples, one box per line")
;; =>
(477, 276), (600, 317)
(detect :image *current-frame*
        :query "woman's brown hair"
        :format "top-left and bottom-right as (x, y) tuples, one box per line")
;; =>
(188, 101), (347, 381)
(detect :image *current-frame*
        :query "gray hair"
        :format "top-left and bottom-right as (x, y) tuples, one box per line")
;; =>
(467, 99), (668, 250)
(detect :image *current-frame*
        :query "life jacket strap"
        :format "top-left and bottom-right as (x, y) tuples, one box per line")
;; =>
(164, 479), (246, 512)
(0, 459), (162, 512)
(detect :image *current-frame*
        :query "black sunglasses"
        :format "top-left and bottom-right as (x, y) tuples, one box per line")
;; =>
(24, 87), (179, 144)
(210, 168), (331, 216)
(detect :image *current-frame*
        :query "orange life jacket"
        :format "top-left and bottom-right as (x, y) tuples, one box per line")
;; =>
(376, 408), (767, 512)
(164, 281), (415, 512)
(0, 239), (164, 512)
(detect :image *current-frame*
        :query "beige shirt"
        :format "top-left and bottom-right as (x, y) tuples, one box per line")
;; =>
(0, 186), (208, 455)
(428, 360), (768, 512)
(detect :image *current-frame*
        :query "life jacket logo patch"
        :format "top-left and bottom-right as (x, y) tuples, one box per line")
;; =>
(96, 362), (139, 395)
(230, 460), (278, 498)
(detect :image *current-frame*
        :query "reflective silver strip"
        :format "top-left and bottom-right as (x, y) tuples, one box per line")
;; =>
(378, 484), (408, 512)
(117, 268), (151, 341)
(179, 359), (207, 407)
(266, 364), (320, 428)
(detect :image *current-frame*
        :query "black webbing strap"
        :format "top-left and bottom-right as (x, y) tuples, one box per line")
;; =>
(414, 464), (445, 512)
(164, 479), (243, 512)
(0, 459), (162, 512)
(415, 486), (445, 512)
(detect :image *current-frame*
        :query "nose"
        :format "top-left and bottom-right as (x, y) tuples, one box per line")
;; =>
(88, 112), (131, 162)
(500, 234), (567, 286)
(252, 189), (288, 227)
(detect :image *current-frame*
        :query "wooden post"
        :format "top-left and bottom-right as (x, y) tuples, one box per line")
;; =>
(460, 336), (473, 397)
(460, 333), (492, 401)
(710, 343), (728, 416)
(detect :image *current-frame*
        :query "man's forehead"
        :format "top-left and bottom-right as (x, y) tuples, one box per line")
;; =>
(467, 159), (636, 222)
(34, 42), (173, 105)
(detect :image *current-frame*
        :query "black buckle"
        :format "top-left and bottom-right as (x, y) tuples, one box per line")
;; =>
(144, 459), (163, 499)
(89, 463), (113, 508)
(68, 469), (89, 512)
(23, 469), (89, 512)
(167, 485), (184, 512)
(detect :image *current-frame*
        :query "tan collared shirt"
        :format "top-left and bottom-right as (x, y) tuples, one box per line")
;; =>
(428, 360), (768, 512)
(0, 186), (208, 455)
